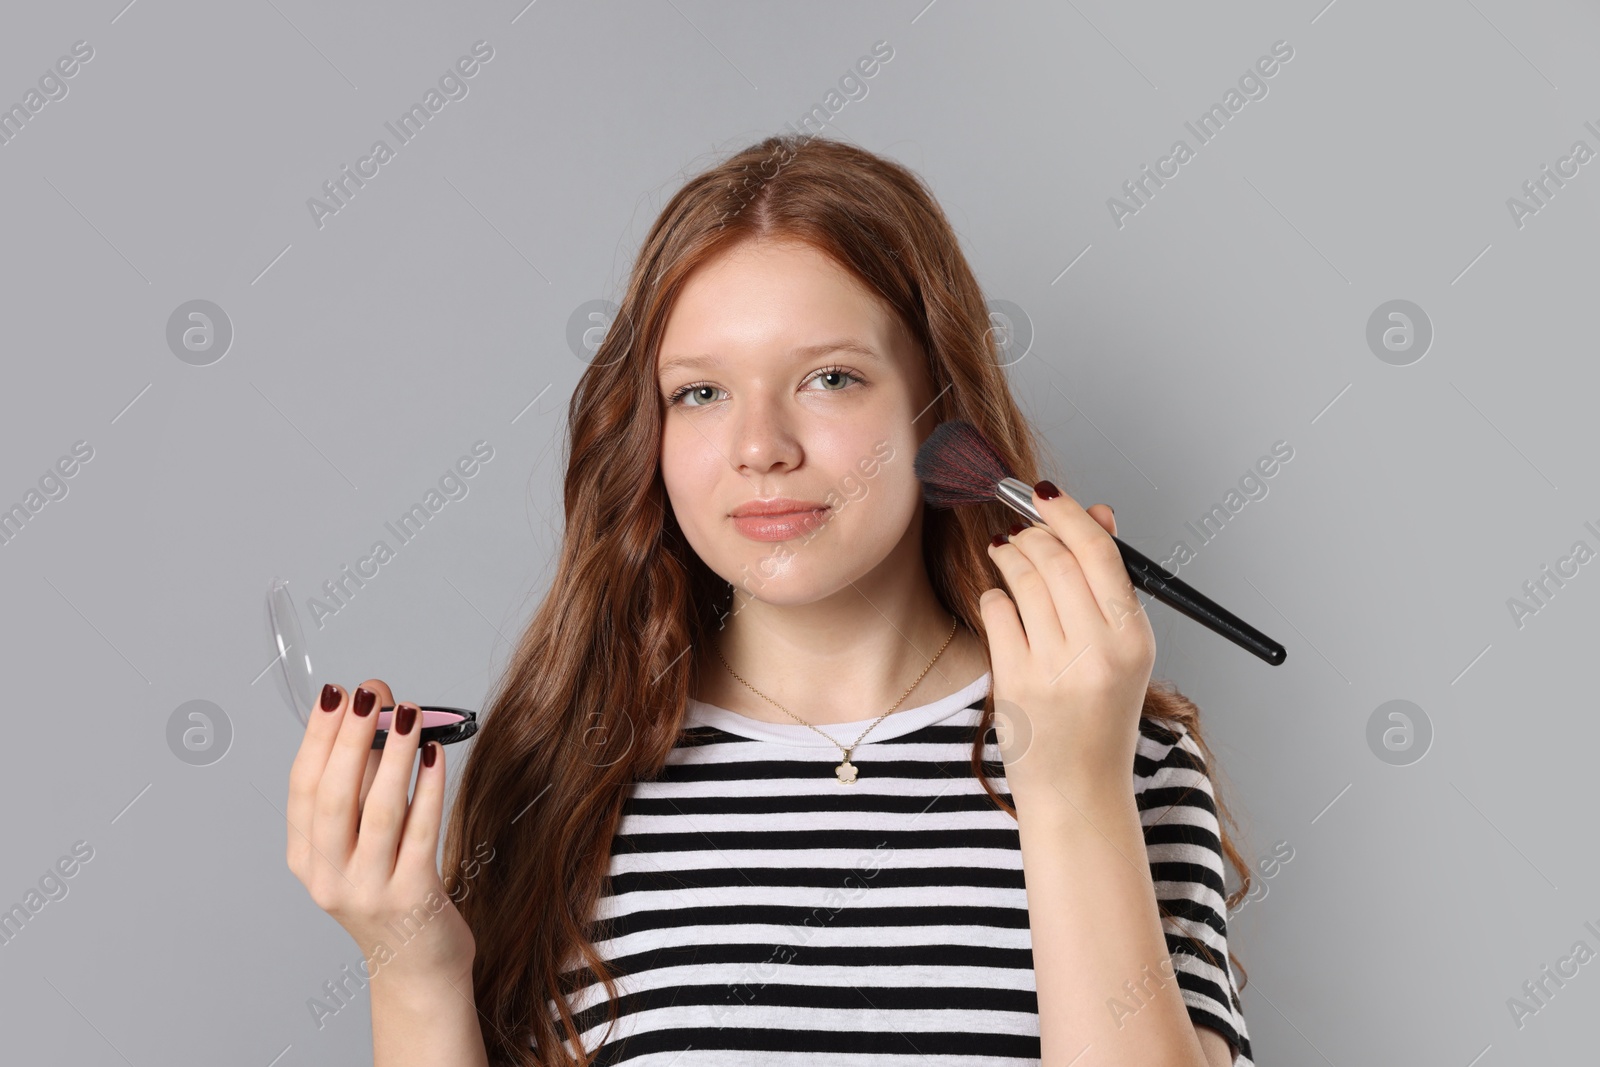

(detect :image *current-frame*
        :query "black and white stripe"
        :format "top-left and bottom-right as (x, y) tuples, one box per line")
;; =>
(546, 672), (1252, 1065)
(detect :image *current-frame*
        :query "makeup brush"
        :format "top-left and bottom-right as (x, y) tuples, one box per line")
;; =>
(914, 419), (1286, 666)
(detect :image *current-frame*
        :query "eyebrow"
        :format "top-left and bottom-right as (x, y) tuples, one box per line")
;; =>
(657, 339), (882, 378)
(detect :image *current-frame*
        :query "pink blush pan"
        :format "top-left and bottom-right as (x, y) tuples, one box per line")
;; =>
(375, 708), (466, 730)
(369, 705), (479, 749)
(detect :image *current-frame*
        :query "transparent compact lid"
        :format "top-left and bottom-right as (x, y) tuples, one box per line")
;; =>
(266, 576), (478, 748)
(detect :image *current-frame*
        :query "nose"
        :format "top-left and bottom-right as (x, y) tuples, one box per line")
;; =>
(729, 391), (803, 477)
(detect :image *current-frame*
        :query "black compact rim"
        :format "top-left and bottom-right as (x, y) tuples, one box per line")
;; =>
(370, 706), (479, 749)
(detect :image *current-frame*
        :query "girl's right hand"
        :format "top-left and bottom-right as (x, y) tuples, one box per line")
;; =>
(285, 679), (477, 987)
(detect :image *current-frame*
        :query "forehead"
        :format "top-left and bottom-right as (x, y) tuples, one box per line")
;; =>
(656, 238), (906, 371)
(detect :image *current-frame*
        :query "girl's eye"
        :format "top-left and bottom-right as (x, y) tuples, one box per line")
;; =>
(805, 367), (864, 394)
(665, 366), (864, 408)
(667, 383), (725, 408)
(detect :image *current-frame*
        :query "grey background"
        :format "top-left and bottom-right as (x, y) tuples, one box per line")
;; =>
(1, 0), (1595, 1063)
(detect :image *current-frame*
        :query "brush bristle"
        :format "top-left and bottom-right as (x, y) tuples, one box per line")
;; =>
(913, 420), (1015, 508)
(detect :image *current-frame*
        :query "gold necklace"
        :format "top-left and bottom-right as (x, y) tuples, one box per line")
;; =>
(712, 614), (959, 785)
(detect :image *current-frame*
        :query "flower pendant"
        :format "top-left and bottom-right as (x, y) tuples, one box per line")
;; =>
(835, 755), (858, 784)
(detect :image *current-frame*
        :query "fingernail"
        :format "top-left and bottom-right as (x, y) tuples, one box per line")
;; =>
(990, 531), (1009, 547)
(1006, 522), (1027, 537)
(1109, 504), (1115, 515)
(422, 741), (437, 768)
(319, 683), (339, 712)
(395, 703), (417, 736)
(353, 687), (375, 717)
(1034, 479), (1061, 500)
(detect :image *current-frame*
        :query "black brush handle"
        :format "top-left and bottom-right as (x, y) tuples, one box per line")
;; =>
(995, 477), (1286, 665)
(1112, 537), (1286, 665)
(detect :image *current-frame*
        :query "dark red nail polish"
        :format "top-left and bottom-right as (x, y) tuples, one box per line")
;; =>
(1035, 480), (1061, 500)
(320, 683), (339, 712)
(1007, 522), (1027, 537)
(422, 741), (437, 768)
(353, 687), (375, 717)
(991, 532), (1008, 547)
(395, 703), (417, 736)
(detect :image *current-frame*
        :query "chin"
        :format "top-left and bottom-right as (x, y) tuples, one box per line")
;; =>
(724, 553), (895, 610)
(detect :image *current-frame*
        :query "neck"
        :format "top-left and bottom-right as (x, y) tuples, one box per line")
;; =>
(697, 573), (990, 728)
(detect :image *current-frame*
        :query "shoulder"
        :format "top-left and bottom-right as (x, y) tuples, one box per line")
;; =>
(1133, 714), (1219, 818)
(1135, 714), (1209, 779)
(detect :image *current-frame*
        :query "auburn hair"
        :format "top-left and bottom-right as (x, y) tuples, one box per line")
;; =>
(442, 132), (1254, 1065)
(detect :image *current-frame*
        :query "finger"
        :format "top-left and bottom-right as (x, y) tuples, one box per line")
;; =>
(987, 529), (1065, 649)
(1005, 522), (1108, 642)
(1085, 503), (1147, 630)
(357, 750), (381, 819)
(287, 681), (348, 878)
(1031, 482), (1138, 627)
(396, 741), (446, 879)
(353, 700), (425, 882)
(310, 677), (390, 871)
(977, 586), (1029, 668)
(1079, 504), (1144, 630)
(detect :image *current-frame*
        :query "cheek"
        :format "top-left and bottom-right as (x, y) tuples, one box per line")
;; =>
(821, 430), (915, 513)
(659, 420), (726, 519)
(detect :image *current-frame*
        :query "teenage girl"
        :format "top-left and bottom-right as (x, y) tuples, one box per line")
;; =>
(287, 134), (1256, 1067)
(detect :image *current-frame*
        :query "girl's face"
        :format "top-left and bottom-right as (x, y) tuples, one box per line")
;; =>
(656, 236), (935, 608)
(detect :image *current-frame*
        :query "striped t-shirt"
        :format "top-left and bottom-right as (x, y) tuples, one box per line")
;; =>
(549, 671), (1253, 1065)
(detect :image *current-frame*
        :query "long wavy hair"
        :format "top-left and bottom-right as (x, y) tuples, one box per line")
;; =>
(442, 133), (1254, 1066)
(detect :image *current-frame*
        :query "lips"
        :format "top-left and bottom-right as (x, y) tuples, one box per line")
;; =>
(729, 500), (830, 542)
(730, 497), (829, 518)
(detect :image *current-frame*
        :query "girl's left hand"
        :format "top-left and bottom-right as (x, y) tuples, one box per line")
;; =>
(980, 480), (1157, 805)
